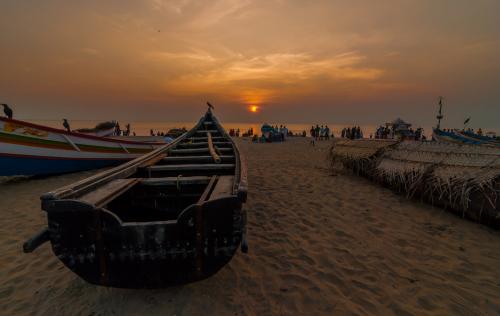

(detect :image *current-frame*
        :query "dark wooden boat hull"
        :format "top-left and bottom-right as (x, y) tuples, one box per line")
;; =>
(44, 197), (245, 288)
(24, 108), (248, 288)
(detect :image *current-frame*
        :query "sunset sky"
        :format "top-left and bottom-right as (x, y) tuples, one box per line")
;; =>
(1, 0), (499, 127)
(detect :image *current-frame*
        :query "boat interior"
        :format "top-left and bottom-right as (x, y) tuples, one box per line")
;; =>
(71, 115), (239, 223)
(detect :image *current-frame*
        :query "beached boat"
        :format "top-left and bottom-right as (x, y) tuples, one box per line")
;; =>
(0, 117), (164, 176)
(23, 108), (248, 288)
(433, 128), (500, 148)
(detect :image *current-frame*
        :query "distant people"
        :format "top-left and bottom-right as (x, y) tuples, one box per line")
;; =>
(150, 129), (154, 136)
(63, 119), (71, 132)
(236, 128), (240, 137)
(310, 126), (315, 145)
(115, 122), (121, 136)
(1, 104), (13, 119)
(477, 128), (483, 136)
(324, 125), (330, 140)
(315, 125), (320, 141)
(283, 125), (288, 139)
(125, 123), (131, 136)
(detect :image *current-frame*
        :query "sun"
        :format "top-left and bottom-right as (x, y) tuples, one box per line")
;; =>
(250, 105), (258, 113)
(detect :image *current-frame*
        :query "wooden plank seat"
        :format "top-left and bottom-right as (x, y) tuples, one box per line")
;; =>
(169, 148), (233, 154)
(145, 164), (235, 172)
(163, 155), (235, 163)
(79, 178), (140, 208)
(177, 142), (232, 148)
(185, 136), (226, 141)
(195, 130), (219, 134)
(140, 176), (212, 186)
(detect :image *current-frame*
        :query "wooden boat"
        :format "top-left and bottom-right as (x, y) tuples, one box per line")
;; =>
(433, 128), (500, 148)
(23, 108), (248, 288)
(0, 117), (164, 176)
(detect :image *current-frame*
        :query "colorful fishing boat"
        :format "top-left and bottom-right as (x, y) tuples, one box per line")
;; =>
(23, 107), (248, 288)
(0, 117), (165, 176)
(432, 128), (500, 148)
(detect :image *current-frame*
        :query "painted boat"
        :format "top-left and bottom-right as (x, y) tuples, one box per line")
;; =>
(456, 130), (500, 147)
(0, 117), (164, 176)
(23, 108), (248, 288)
(433, 128), (500, 148)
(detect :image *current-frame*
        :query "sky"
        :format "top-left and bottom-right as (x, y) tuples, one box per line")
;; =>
(1, 0), (499, 128)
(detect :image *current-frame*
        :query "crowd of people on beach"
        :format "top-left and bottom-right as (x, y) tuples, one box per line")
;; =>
(115, 122), (132, 136)
(253, 124), (290, 142)
(310, 125), (331, 140)
(341, 126), (363, 139)
(308, 125), (331, 145)
(374, 125), (425, 140)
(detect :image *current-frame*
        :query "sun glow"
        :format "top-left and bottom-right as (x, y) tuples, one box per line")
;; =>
(250, 105), (258, 113)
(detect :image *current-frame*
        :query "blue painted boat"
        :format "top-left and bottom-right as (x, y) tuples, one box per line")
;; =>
(0, 117), (166, 176)
(432, 128), (500, 147)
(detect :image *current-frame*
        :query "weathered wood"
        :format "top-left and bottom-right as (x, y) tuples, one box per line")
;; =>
(162, 155), (234, 163)
(140, 176), (212, 186)
(169, 147), (233, 154)
(186, 136), (225, 141)
(26, 108), (247, 288)
(207, 132), (222, 164)
(80, 178), (140, 207)
(195, 130), (219, 134)
(177, 141), (231, 148)
(23, 228), (49, 253)
(198, 176), (218, 204)
(145, 164), (235, 172)
(210, 176), (234, 200)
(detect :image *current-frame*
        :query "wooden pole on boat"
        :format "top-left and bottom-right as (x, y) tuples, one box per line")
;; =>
(207, 132), (221, 164)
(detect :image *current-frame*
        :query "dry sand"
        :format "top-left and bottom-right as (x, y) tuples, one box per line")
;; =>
(1, 137), (500, 315)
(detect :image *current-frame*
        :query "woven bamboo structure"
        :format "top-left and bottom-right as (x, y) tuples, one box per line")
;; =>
(330, 140), (500, 228)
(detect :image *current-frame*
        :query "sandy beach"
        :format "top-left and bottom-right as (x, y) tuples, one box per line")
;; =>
(1, 137), (500, 315)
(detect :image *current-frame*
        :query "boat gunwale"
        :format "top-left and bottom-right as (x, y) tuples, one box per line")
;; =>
(0, 117), (165, 146)
(41, 109), (245, 204)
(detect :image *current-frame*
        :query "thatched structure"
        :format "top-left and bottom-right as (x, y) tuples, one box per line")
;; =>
(330, 140), (500, 228)
(328, 139), (398, 175)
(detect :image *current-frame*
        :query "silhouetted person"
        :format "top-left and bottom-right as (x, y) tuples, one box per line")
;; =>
(1, 104), (13, 119)
(115, 122), (121, 136)
(63, 119), (71, 132)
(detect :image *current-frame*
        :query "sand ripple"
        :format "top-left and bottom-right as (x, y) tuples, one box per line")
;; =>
(1, 139), (500, 315)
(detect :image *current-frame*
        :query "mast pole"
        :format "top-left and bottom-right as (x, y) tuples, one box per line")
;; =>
(436, 96), (444, 129)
